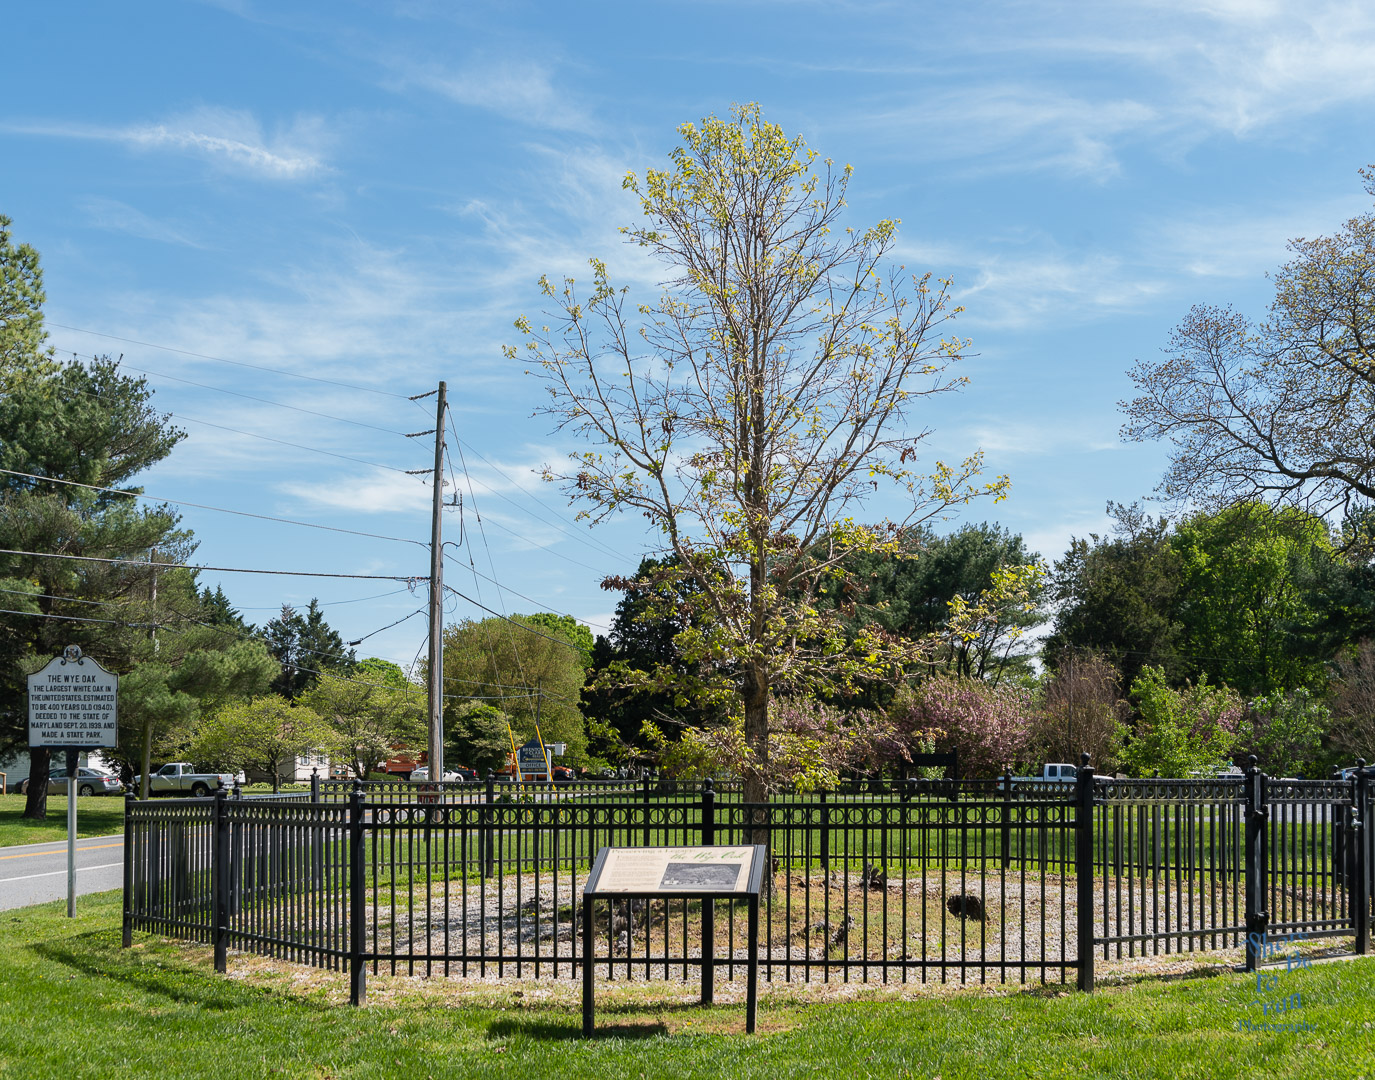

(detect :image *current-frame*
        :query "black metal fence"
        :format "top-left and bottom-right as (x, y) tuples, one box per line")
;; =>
(123, 758), (1372, 1001)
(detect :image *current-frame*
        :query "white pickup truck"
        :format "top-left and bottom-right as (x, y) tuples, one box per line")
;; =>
(997, 762), (1081, 792)
(134, 762), (236, 798)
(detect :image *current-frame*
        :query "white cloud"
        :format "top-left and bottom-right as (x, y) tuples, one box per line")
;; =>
(964, 418), (1122, 459)
(76, 197), (201, 247)
(279, 469), (432, 515)
(4, 107), (330, 180)
(867, 88), (1158, 181)
(386, 57), (595, 133)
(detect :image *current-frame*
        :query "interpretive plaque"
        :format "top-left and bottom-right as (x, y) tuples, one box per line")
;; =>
(581, 845), (767, 1037)
(587, 845), (758, 895)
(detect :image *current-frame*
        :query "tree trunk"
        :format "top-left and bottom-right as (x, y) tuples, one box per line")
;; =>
(139, 716), (153, 800)
(22, 746), (49, 820)
(741, 660), (771, 896)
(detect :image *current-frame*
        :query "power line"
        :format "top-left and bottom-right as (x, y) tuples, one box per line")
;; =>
(52, 370), (424, 478)
(443, 411), (626, 563)
(0, 606), (156, 629)
(0, 547), (420, 582)
(235, 587), (413, 612)
(78, 354), (413, 439)
(441, 583), (583, 653)
(441, 550), (608, 633)
(49, 324), (413, 400)
(170, 411), (421, 477)
(0, 469), (427, 549)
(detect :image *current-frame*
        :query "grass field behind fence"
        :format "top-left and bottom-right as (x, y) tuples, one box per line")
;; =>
(5, 890), (1374, 1079)
(0, 793), (125, 847)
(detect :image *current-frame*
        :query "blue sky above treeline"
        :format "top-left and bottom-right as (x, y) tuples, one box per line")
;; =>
(4, 0), (1374, 666)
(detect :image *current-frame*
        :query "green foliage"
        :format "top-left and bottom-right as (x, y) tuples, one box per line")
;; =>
(446, 701), (516, 775)
(1118, 666), (1242, 778)
(259, 598), (354, 700)
(583, 556), (722, 756)
(441, 614), (588, 762)
(522, 613), (593, 668)
(816, 523), (1047, 691)
(1171, 503), (1333, 696)
(1045, 502), (1185, 690)
(0, 213), (51, 386)
(298, 671), (423, 781)
(0, 339), (188, 815)
(512, 103), (1005, 802)
(188, 695), (336, 793)
(355, 656), (410, 688)
(1239, 689), (1327, 777)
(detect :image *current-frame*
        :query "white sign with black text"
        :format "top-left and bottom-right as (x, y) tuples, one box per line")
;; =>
(27, 647), (119, 749)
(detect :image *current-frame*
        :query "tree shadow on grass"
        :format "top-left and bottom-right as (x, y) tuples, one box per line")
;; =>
(28, 933), (328, 1014)
(486, 1016), (669, 1042)
(487, 999), (718, 1042)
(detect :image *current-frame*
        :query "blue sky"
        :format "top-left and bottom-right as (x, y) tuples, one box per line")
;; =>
(4, 0), (1374, 670)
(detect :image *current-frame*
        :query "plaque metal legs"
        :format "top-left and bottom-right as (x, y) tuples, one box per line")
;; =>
(581, 894), (594, 1037)
(701, 897), (714, 1005)
(746, 896), (758, 1034)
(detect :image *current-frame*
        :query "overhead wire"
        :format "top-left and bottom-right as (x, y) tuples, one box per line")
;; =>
(51, 366), (425, 479)
(84, 354), (414, 439)
(441, 409), (626, 563)
(0, 469), (427, 549)
(48, 324), (413, 400)
(0, 547), (421, 582)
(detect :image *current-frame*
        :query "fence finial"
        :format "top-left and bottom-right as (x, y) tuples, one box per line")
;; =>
(1079, 751), (1091, 769)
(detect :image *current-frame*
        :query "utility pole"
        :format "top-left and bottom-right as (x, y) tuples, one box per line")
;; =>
(427, 382), (447, 783)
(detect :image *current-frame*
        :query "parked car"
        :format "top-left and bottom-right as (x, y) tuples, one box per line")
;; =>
(132, 762), (235, 797)
(20, 766), (124, 797)
(409, 766), (466, 782)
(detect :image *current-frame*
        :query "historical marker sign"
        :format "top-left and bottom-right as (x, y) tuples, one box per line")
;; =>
(27, 647), (119, 749)
(582, 844), (767, 1036)
(586, 845), (759, 895)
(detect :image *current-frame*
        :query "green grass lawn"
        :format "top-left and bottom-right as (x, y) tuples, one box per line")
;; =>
(2, 890), (1372, 1079)
(0, 794), (124, 847)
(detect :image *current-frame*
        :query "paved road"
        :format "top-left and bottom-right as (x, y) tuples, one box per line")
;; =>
(0, 834), (123, 910)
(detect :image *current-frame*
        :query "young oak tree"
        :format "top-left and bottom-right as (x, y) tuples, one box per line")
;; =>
(508, 105), (1006, 829)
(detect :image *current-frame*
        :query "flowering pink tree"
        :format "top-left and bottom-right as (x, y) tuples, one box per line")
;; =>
(889, 675), (1037, 777)
(644, 697), (892, 792)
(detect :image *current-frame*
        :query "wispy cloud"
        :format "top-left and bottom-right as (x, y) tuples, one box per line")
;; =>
(866, 88), (1157, 181)
(76, 197), (201, 247)
(384, 56), (595, 133)
(280, 469), (432, 515)
(3, 107), (329, 180)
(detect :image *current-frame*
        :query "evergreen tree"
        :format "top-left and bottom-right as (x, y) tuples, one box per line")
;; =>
(260, 598), (354, 700)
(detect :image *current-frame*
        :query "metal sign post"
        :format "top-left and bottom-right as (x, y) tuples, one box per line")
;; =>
(27, 646), (119, 918)
(580, 845), (767, 1036)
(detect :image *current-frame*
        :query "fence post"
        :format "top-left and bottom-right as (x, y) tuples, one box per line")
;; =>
(310, 767), (320, 802)
(1075, 752), (1095, 992)
(122, 791), (135, 948)
(819, 788), (830, 873)
(348, 779), (367, 1006)
(484, 770), (496, 879)
(1002, 769), (1013, 870)
(700, 777), (715, 1004)
(1243, 755), (1268, 973)
(642, 773), (652, 849)
(213, 785), (230, 974)
(1354, 759), (1369, 956)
